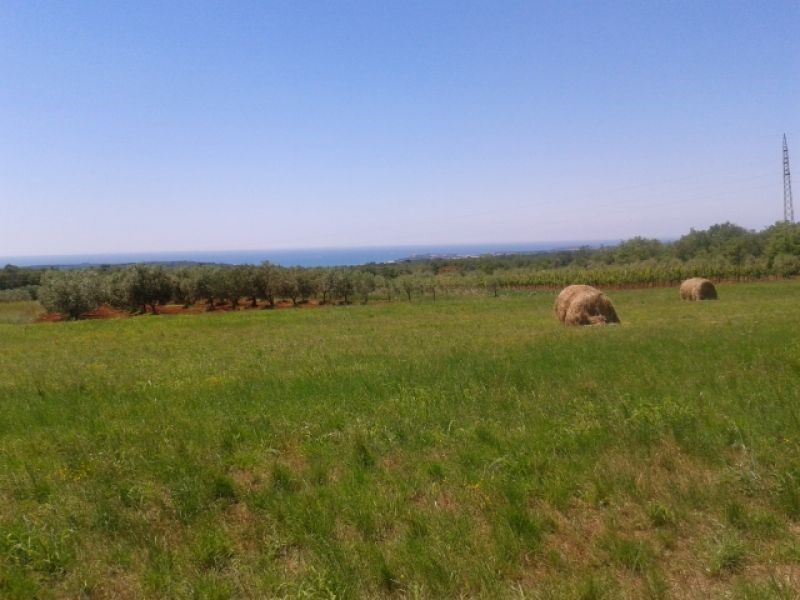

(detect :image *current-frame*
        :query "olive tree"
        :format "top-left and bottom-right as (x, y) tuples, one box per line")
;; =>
(330, 269), (355, 304)
(276, 269), (300, 305)
(319, 270), (336, 304)
(353, 271), (376, 304)
(221, 266), (254, 309)
(125, 265), (174, 313)
(483, 274), (501, 298)
(38, 269), (102, 319)
(242, 265), (265, 307)
(171, 267), (200, 308)
(259, 263), (281, 307)
(374, 275), (392, 301)
(419, 273), (438, 301)
(295, 269), (320, 303)
(397, 274), (416, 302)
(191, 267), (217, 309)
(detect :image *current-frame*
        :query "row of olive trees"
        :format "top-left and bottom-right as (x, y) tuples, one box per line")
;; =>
(167, 265), (382, 309)
(37, 264), (447, 319)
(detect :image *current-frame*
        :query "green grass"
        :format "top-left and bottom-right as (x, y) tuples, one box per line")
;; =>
(0, 301), (44, 324)
(1, 282), (799, 598)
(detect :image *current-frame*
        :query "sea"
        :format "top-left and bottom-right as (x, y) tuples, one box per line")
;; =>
(1, 241), (617, 269)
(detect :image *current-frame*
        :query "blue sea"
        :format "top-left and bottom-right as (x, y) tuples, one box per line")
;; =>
(1, 241), (617, 269)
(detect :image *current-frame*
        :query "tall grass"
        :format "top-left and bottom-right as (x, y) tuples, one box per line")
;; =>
(0, 301), (43, 324)
(0, 283), (798, 597)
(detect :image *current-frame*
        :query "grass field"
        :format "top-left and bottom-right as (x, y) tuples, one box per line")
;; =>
(1, 283), (799, 599)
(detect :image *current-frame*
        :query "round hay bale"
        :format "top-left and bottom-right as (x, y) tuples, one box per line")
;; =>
(679, 277), (717, 301)
(564, 289), (621, 326)
(554, 284), (597, 323)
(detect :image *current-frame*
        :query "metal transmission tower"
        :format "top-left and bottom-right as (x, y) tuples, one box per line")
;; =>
(784, 134), (794, 223)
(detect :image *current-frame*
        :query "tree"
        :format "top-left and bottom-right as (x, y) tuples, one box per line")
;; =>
(353, 271), (376, 304)
(259, 263), (281, 307)
(772, 253), (800, 278)
(319, 270), (336, 304)
(374, 274), (392, 301)
(330, 270), (354, 304)
(242, 265), (265, 307)
(124, 265), (174, 313)
(0, 264), (42, 290)
(38, 270), (102, 319)
(172, 268), (197, 308)
(764, 222), (800, 266)
(191, 267), (217, 309)
(205, 268), (225, 308)
(222, 266), (254, 309)
(673, 222), (751, 261)
(397, 274), (415, 302)
(276, 269), (300, 305)
(296, 269), (320, 303)
(614, 237), (664, 263)
(483, 274), (501, 298)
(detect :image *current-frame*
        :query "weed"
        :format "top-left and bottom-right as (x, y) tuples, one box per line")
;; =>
(600, 532), (654, 574)
(271, 463), (299, 493)
(195, 529), (234, 571)
(647, 503), (676, 528)
(210, 474), (238, 502)
(776, 470), (800, 520)
(708, 531), (747, 575)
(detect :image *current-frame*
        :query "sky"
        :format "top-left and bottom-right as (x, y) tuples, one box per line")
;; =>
(1, 1), (799, 257)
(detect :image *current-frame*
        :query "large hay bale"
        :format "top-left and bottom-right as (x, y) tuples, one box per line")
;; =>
(563, 289), (621, 326)
(680, 277), (717, 301)
(554, 284), (597, 323)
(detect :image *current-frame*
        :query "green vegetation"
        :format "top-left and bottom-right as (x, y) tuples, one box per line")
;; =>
(1, 282), (799, 597)
(0, 301), (44, 325)
(0, 265), (41, 292)
(3, 221), (800, 319)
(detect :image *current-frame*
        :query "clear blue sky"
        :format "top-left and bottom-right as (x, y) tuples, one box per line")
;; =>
(2, 1), (798, 256)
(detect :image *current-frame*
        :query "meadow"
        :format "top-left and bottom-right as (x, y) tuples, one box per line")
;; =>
(1, 282), (799, 599)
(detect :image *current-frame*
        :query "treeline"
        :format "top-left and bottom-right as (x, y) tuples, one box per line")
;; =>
(0, 264), (42, 302)
(4, 221), (800, 318)
(36, 264), (395, 318)
(414, 221), (800, 276)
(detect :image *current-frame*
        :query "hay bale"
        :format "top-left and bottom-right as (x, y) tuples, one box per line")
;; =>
(554, 284), (597, 323)
(680, 277), (717, 301)
(563, 289), (621, 326)
(555, 284), (620, 326)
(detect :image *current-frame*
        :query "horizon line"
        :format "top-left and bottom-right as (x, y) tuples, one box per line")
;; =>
(1, 237), (677, 263)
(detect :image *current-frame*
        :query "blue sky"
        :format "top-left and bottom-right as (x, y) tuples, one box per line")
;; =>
(1, 1), (798, 256)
